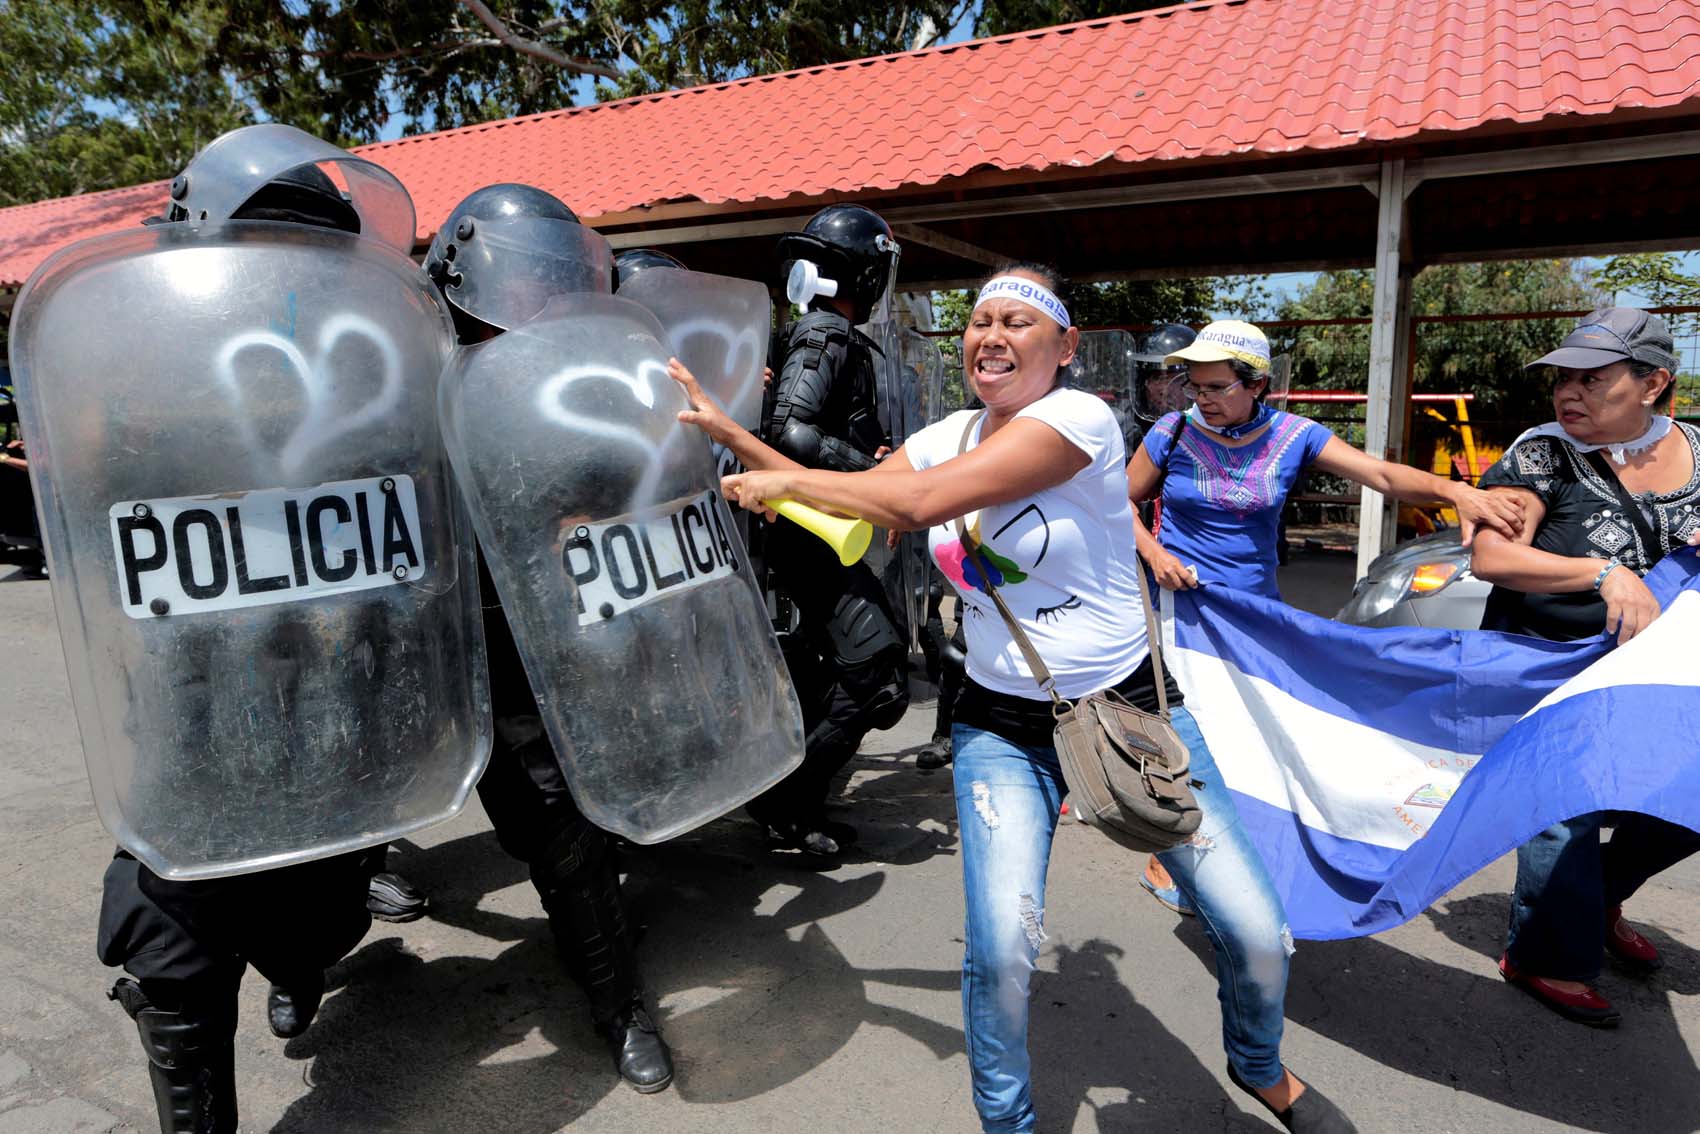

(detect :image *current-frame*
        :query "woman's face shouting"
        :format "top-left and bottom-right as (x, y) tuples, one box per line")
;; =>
(963, 274), (1079, 413)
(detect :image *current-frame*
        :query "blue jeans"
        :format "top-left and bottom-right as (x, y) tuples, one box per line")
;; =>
(1506, 811), (1700, 981)
(953, 706), (1291, 1133)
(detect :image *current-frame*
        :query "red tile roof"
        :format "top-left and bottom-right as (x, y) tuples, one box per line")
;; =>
(3, 0), (1698, 287)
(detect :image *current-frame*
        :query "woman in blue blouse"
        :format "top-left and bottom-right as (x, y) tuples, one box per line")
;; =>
(1125, 320), (1525, 911)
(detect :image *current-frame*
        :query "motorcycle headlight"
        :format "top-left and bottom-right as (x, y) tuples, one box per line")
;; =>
(1347, 558), (1465, 622)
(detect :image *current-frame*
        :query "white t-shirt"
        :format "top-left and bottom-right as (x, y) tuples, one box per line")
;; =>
(905, 387), (1149, 700)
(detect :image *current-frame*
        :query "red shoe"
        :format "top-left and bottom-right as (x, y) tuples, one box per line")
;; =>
(1499, 954), (1621, 1028)
(1605, 905), (1664, 973)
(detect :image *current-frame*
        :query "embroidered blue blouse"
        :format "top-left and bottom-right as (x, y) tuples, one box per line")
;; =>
(1142, 409), (1334, 597)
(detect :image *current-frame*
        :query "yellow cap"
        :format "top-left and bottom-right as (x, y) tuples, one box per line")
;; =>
(1165, 319), (1271, 372)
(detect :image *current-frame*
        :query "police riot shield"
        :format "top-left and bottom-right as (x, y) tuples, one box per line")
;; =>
(872, 328), (949, 651)
(1068, 330), (1138, 415)
(1266, 353), (1293, 410)
(439, 292), (805, 844)
(617, 267), (769, 435)
(8, 224), (490, 880)
(900, 327), (951, 426)
(617, 265), (770, 491)
(1068, 329), (1139, 461)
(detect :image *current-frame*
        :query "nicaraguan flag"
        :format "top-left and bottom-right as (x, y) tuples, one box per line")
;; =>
(1162, 549), (1700, 940)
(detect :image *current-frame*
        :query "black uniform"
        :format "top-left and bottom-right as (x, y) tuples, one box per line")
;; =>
(750, 308), (909, 841)
(473, 557), (641, 1022)
(419, 183), (671, 1092)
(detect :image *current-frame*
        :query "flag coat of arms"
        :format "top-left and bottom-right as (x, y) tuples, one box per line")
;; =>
(1162, 550), (1700, 939)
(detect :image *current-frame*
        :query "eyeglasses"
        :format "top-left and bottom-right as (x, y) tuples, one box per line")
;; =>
(1180, 378), (1244, 401)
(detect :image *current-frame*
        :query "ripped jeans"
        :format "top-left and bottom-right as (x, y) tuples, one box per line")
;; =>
(953, 706), (1290, 1133)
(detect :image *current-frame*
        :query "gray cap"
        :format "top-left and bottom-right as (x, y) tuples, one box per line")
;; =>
(1527, 306), (1679, 373)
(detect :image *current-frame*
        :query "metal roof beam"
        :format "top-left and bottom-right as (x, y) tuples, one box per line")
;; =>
(1409, 129), (1700, 183)
(600, 163), (1383, 246)
(889, 223), (1006, 267)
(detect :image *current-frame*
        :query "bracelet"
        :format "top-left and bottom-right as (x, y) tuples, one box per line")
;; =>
(1593, 560), (1621, 592)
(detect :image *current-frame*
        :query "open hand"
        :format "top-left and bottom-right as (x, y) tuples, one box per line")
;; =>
(1454, 486), (1524, 547)
(667, 357), (737, 445)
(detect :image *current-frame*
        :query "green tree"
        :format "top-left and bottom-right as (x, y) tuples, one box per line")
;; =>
(972, 0), (1195, 36)
(1589, 252), (1700, 310)
(1274, 259), (1600, 452)
(2, 0), (1213, 208)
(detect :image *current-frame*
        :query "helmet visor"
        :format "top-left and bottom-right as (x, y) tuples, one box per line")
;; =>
(439, 217), (614, 331)
(170, 124), (415, 253)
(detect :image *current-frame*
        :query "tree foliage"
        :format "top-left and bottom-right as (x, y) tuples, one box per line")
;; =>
(1589, 252), (1700, 314)
(1273, 260), (1601, 449)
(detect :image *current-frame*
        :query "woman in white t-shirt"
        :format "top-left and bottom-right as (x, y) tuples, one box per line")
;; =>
(668, 264), (1354, 1134)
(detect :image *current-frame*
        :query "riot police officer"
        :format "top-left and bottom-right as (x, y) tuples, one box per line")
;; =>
(10, 124), (491, 1134)
(423, 185), (676, 1094)
(1132, 323), (1198, 458)
(754, 205), (911, 854)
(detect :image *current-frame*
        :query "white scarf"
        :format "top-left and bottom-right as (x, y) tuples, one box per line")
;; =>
(1511, 415), (1672, 466)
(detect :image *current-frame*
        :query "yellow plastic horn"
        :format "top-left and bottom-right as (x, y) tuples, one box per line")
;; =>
(769, 499), (873, 566)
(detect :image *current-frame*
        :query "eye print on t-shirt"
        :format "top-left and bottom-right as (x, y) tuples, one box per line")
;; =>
(936, 503), (1079, 622)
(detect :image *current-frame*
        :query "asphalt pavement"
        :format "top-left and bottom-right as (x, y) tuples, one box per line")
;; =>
(1, 563), (1696, 1134)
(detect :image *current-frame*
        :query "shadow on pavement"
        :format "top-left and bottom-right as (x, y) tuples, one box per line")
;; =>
(1163, 889), (1700, 1133)
(269, 779), (964, 1131)
(1030, 940), (1269, 1132)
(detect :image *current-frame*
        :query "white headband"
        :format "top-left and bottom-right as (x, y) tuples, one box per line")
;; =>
(974, 275), (1071, 328)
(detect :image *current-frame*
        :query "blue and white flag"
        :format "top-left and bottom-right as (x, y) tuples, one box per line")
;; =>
(1163, 550), (1700, 940)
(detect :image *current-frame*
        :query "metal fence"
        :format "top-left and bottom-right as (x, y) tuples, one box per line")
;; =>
(923, 304), (1700, 536)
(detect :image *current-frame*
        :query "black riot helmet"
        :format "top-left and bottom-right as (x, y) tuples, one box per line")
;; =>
(228, 164), (362, 234)
(1133, 323), (1197, 425)
(153, 162), (361, 235)
(776, 204), (899, 324)
(144, 124), (415, 249)
(423, 183), (613, 338)
(613, 247), (686, 291)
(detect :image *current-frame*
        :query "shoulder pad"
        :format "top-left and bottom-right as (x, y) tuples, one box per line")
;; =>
(790, 307), (853, 338)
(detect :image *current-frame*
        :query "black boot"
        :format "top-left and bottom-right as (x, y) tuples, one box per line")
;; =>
(265, 973), (323, 1039)
(600, 999), (675, 1094)
(110, 978), (237, 1134)
(915, 733), (953, 771)
(536, 819), (673, 1092)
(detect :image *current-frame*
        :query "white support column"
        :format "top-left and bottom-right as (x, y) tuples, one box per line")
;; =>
(1356, 159), (1414, 578)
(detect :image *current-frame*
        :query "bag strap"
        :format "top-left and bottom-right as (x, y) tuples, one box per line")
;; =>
(1580, 448), (1667, 570)
(953, 413), (1063, 707)
(951, 411), (1170, 716)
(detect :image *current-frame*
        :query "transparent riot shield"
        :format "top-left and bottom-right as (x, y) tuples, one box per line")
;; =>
(1068, 329), (1140, 461)
(1266, 353), (1293, 410)
(617, 267), (770, 435)
(901, 328), (951, 426)
(8, 224), (490, 879)
(438, 293), (805, 843)
(616, 265), (771, 556)
(870, 328), (949, 650)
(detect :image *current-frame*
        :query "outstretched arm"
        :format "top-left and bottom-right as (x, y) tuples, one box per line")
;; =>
(721, 419), (1090, 532)
(1311, 436), (1523, 546)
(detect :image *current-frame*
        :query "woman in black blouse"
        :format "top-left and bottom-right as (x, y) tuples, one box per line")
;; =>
(1472, 307), (1700, 1027)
